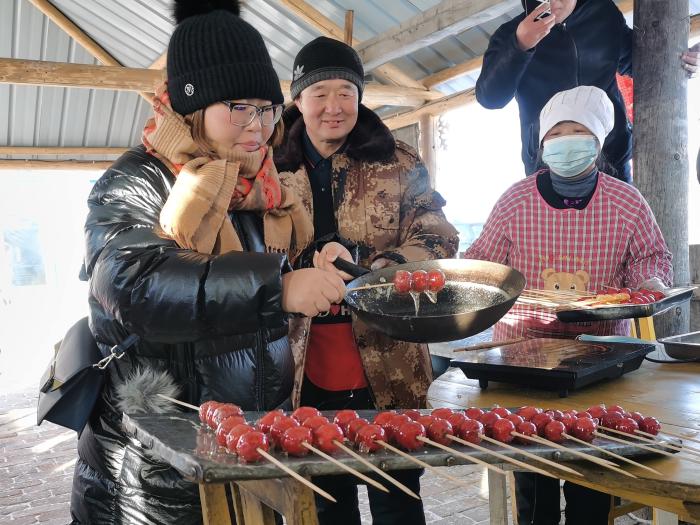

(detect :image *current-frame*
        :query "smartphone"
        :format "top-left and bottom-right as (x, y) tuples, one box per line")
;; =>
(524, 0), (551, 21)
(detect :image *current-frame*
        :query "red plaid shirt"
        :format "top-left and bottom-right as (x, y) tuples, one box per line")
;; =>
(464, 173), (673, 340)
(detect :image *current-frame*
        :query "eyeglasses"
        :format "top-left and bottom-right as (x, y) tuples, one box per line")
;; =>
(221, 102), (284, 127)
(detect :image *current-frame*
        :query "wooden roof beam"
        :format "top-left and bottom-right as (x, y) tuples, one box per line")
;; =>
(26, 0), (153, 103)
(0, 147), (127, 156)
(356, 0), (519, 72)
(278, 0), (437, 92)
(383, 88), (476, 130)
(0, 160), (114, 170)
(0, 58), (440, 107)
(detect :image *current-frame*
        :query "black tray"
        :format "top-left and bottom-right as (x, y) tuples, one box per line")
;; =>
(451, 339), (656, 397)
(556, 287), (695, 323)
(122, 409), (672, 483)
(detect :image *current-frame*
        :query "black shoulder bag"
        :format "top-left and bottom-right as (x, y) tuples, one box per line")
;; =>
(37, 317), (139, 435)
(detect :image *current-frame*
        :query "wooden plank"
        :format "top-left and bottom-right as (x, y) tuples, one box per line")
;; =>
(231, 483), (277, 525)
(0, 146), (126, 156)
(199, 483), (233, 525)
(0, 160), (113, 170)
(487, 470), (509, 525)
(277, 0), (434, 91)
(235, 479), (319, 525)
(0, 58), (437, 107)
(419, 114), (437, 187)
(0, 58), (164, 92)
(384, 88), (476, 130)
(356, 0), (517, 71)
(344, 10), (354, 45)
(150, 51), (167, 70)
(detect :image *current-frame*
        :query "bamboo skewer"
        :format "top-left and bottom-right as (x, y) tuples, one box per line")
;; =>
(375, 440), (474, 488)
(593, 432), (700, 466)
(478, 435), (583, 477)
(443, 435), (557, 479)
(413, 436), (508, 476)
(562, 433), (664, 476)
(256, 448), (337, 502)
(158, 394), (199, 411)
(347, 282), (393, 292)
(331, 440), (420, 500)
(599, 428), (700, 461)
(512, 433), (637, 478)
(452, 338), (526, 353)
(635, 430), (700, 454)
(301, 442), (389, 493)
(620, 433), (700, 458)
(657, 428), (700, 446)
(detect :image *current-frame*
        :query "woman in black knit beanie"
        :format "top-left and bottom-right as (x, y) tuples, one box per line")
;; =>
(69, 2), (344, 523)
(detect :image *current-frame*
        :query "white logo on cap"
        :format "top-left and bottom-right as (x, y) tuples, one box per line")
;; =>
(184, 83), (194, 96)
(293, 65), (304, 81)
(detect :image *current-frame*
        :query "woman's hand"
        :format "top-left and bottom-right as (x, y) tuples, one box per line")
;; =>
(313, 242), (355, 281)
(281, 268), (346, 317)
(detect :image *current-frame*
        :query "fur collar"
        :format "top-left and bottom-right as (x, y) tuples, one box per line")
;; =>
(274, 104), (396, 172)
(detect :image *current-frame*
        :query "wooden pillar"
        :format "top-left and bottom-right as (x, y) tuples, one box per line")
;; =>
(419, 114), (437, 188)
(633, 0), (690, 336)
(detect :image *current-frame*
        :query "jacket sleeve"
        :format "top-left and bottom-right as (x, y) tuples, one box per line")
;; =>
(475, 19), (536, 110)
(462, 195), (512, 265)
(372, 146), (459, 264)
(622, 196), (673, 288)
(616, 6), (634, 77)
(85, 165), (287, 344)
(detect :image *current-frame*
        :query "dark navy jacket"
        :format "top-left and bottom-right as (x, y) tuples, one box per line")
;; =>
(475, 0), (633, 180)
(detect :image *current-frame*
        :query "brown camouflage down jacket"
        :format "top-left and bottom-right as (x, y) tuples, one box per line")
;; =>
(275, 104), (459, 409)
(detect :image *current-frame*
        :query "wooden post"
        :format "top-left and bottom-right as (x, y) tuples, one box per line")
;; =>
(344, 10), (354, 45)
(633, 0), (690, 336)
(419, 114), (437, 188)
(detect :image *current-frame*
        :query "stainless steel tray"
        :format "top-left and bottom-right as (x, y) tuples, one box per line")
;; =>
(657, 330), (700, 360)
(556, 287), (696, 323)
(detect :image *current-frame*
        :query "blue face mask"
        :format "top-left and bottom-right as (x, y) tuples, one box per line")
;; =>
(542, 135), (599, 178)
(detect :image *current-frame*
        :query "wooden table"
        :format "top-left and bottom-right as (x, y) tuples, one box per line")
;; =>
(428, 358), (700, 524)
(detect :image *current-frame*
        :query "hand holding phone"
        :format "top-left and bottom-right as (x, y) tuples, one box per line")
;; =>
(525, 0), (551, 20)
(516, 1), (556, 51)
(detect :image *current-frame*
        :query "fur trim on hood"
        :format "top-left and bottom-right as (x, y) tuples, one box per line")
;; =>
(115, 367), (181, 414)
(274, 104), (396, 172)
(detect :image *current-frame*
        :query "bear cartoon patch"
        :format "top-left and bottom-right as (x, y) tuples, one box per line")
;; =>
(540, 268), (590, 292)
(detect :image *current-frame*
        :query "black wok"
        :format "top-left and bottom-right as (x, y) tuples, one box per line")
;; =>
(333, 258), (526, 343)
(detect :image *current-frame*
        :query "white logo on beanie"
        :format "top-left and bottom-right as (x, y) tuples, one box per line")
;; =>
(184, 83), (194, 96)
(293, 65), (304, 81)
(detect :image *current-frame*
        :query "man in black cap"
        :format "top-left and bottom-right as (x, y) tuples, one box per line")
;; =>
(276, 36), (459, 525)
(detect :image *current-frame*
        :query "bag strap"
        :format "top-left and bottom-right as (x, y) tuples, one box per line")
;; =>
(93, 334), (140, 370)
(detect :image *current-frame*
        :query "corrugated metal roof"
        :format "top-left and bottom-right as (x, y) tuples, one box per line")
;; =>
(1, 0), (698, 160)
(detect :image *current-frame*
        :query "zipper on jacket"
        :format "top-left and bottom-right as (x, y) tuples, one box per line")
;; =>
(254, 331), (266, 411)
(562, 23), (580, 86)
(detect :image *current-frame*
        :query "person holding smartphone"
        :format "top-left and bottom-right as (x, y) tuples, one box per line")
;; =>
(476, 0), (700, 184)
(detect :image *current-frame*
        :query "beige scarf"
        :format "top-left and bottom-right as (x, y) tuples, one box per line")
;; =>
(142, 86), (312, 256)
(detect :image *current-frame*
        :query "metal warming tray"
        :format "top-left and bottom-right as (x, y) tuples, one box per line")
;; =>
(657, 331), (700, 360)
(556, 287), (695, 323)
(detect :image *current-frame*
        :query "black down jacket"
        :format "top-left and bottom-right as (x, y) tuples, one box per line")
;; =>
(475, 0), (633, 180)
(70, 146), (294, 524)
